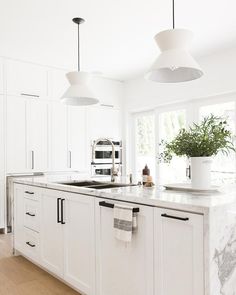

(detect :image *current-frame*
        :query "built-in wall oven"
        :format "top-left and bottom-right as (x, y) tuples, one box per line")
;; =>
(91, 140), (122, 177)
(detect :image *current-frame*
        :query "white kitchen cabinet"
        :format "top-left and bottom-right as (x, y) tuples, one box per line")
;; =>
(154, 208), (204, 295)
(40, 189), (64, 277)
(0, 95), (5, 229)
(50, 102), (68, 171)
(6, 59), (48, 97)
(95, 199), (154, 295)
(6, 96), (27, 173)
(87, 106), (121, 140)
(68, 107), (87, 171)
(0, 58), (4, 94)
(26, 100), (49, 171)
(14, 184), (25, 251)
(64, 193), (95, 295)
(50, 69), (69, 100)
(0, 178), (5, 229)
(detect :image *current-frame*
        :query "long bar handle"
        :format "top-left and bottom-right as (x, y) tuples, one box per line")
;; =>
(99, 201), (139, 213)
(68, 151), (72, 168)
(57, 198), (61, 223)
(161, 213), (189, 221)
(31, 150), (34, 170)
(61, 199), (65, 224)
(21, 93), (40, 98)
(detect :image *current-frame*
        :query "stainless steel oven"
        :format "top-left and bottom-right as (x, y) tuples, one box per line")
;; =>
(91, 163), (122, 177)
(91, 140), (122, 164)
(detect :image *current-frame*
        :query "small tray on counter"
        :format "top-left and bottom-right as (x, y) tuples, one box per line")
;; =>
(163, 183), (219, 193)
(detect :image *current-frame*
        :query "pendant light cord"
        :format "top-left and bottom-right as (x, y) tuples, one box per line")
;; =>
(172, 0), (175, 29)
(77, 23), (80, 71)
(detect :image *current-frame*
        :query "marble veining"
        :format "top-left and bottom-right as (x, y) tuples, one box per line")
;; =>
(214, 228), (236, 294)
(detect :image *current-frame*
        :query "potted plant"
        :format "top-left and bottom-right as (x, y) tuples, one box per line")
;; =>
(159, 114), (235, 189)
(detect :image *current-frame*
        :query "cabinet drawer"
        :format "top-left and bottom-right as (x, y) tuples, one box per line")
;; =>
(23, 227), (40, 260)
(24, 198), (39, 232)
(24, 186), (39, 200)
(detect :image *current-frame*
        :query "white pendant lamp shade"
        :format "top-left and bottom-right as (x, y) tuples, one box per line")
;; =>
(146, 29), (203, 83)
(61, 17), (99, 106)
(61, 71), (99, 106)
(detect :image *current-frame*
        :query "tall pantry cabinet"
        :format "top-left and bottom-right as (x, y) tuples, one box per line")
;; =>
(0, 58), (5, 228)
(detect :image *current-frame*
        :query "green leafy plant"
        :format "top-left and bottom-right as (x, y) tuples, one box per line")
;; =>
(159, 114), (236, 163)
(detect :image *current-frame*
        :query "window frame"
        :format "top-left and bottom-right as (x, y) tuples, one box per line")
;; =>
(130, 93), (236, 185)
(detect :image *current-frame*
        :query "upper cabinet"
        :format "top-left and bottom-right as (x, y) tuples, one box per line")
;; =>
(87, 106), (121, 140)
(50, 69), (69, 100)
(6, 60), (48, 98)
(0, 58), (4, 94)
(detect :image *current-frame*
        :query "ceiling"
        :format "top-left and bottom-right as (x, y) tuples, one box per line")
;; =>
(0, 0), (236, 81)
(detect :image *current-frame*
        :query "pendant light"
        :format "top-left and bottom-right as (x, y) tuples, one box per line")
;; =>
(145, 0), (203, 83)
(61, 18), (99, 106)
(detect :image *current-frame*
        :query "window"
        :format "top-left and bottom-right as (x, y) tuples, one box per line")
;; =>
(134, 113), (155, 181)
(158, 109), (187, 185)
(200, 101), (235, 184)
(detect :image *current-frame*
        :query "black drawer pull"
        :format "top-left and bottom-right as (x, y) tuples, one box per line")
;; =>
(57, 198), (61, 223)
(26, 241), (36, 248)
(26, 212), (35, 217)
(21, 93), (40, 98)
(161, 213), (189, 221)
(61, 199), (65, 224)
(25, 191), (34, 195)
(99, 201), (139, 213)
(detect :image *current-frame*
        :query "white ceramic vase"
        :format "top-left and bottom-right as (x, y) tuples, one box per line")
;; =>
(191, 157), (212, 190)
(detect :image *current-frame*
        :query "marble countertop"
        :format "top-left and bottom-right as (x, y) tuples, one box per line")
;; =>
(12, 173), (236, 214)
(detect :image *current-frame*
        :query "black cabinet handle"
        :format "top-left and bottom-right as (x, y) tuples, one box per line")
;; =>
(99, 201), (139, 213)
(21, 93), (40, 98)
(57, 198), (61, 223)
(61, 199), (65, 224)
(161, 213), (189, 221)
(26, 212), (35, 217)
(25, 191), (34, 195)
(26, 241), (36, 248)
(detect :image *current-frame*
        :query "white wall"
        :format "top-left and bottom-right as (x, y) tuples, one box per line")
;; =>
(123, 46), (236, 177)
(124, 47), (236, 112)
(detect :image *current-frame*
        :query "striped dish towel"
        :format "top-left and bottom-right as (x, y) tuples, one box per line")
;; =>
(114, 204), (138, 242)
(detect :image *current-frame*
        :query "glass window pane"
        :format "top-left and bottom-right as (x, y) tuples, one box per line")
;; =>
(134, 113), (155, 180)
(200, 101), (235, 184)
(159, 110), (187, 185)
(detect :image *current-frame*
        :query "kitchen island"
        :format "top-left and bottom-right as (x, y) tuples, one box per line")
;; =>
(12, 174), (236, 295)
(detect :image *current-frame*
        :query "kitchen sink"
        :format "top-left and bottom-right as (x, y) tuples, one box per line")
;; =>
(86, 183), (136, 189)
(57, 180), (136, 189)
(58, 180), (107, 187)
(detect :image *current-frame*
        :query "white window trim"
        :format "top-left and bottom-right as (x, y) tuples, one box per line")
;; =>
(129, 92), (236, 185)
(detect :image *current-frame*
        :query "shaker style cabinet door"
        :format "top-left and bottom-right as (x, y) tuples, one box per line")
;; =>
(40, 190), (64, 277)
(26, 99), (49, 171)
(6, 96), (27, 173)
(50, 102), (68, 171)
(63, 193), (95, 295)
(6, 60), (48, 97)
(67, 107), (87, 171)
(95, 199), (154, 295)
(0, 58), (3, 94)
(154, 208), (204, 295)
